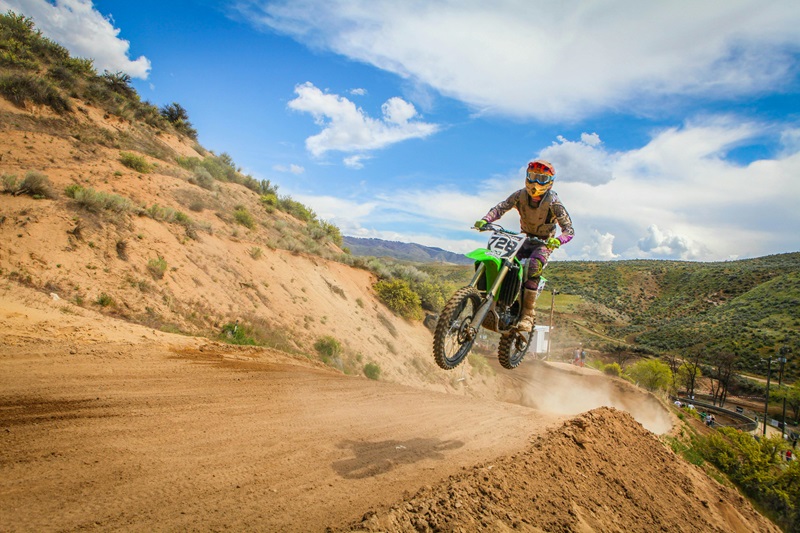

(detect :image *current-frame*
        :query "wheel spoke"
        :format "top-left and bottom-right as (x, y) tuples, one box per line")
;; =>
(433, 287), (482, 370)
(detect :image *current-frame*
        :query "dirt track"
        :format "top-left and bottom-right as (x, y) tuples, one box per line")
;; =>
(0, 289), (779, 532)
(1, 343), (567, 531)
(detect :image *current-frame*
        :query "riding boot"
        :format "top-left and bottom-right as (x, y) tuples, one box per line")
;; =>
(517, 288), (537, 332)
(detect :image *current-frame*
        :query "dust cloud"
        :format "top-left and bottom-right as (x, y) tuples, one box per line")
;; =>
(500, 361), (673, 434)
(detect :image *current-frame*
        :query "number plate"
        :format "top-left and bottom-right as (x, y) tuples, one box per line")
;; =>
(486, 232), (526, 259)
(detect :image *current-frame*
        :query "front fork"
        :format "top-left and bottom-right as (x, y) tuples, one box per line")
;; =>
(468, 260), (513, 332)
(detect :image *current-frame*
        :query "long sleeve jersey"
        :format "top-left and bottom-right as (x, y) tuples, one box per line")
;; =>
(483, 189), (574, 244)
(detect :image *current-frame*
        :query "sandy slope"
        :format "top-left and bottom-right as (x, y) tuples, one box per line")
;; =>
(0, 286), (779, 532)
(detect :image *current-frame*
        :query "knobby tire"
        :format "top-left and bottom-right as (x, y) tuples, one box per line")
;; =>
(433, 287), (482, 370)
(498, 330), (532, 369)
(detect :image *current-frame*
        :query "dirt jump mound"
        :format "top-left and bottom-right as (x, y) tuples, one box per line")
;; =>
(341, 407), (779, 533)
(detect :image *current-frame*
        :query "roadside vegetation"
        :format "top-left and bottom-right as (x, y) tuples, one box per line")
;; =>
(666, 423), (799, 531)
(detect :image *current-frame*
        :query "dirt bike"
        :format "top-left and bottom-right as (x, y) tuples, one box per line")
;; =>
(433, 223), (547, 371)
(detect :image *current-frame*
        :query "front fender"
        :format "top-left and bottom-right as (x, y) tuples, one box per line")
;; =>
(465, 249), (523, 283)
(465, 248), (502, 268)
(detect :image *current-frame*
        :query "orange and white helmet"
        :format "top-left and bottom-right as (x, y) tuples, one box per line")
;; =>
(525, 159), (555, 197)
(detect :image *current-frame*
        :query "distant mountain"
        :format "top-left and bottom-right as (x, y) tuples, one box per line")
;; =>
(343, 236), (473, 265)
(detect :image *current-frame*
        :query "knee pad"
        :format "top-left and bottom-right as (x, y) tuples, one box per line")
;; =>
(528, 258), (544, 277)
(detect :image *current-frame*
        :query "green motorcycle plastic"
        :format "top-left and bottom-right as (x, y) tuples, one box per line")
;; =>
(432, 224), (545, 371)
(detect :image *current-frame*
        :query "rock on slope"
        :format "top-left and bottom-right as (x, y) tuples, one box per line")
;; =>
(342, 407), (779, 533)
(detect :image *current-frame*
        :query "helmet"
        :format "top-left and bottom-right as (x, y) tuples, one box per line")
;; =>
(525, 159), (555, 197)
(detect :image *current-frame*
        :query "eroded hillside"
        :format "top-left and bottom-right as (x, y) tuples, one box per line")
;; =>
(0, 94), (468, 392)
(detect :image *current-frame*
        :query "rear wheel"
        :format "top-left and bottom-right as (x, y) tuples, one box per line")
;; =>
(498, 330), (532, 369)
(433, 287), (482, 370)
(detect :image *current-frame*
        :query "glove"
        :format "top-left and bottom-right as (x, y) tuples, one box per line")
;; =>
(546, 237), (561, 250)
(474, 219), (487, 230)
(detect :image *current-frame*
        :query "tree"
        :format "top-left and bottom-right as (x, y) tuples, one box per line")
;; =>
(664, 351), (681, 390)
(101, 70), (135, 98)
(609, 343), (633, 368)
(709, 351), (738, 407)
(626, 359), (672, 392)
(682, 350), (703, 398)
(677, 362), (703, 397)
(774, 381), (800, 424)
(159, 102), (197, 139)
(160, 102), (189, 123)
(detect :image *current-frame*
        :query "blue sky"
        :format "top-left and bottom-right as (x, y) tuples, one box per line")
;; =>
(4, 0), (800, 262)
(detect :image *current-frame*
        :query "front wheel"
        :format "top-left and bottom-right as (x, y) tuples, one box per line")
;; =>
(433, 287), (482, 370)
(498, 330), (532, 369)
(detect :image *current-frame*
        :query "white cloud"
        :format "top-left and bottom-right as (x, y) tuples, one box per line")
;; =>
(559, 116), (800, 260)
(779, 128), (800, 157)
(540, 134), (614, 185)
(0, 0), (151, 78)
(237, 0), (800, 121)
(349, 88), (367, 96)
(273, 164), (305, 174)
(343, 154), (370, 169)
(290, 194), (377, 233)
(636, 225), (706, 260)
(287, 82), (439, 156)
(582, 230), (619, 261)
(293, 114), (800, 261)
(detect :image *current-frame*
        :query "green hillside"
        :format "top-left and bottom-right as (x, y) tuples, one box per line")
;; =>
(422, 253), (799, 379)
(554, 254), (799, 377)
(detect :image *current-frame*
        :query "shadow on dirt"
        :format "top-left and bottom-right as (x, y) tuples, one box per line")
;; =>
(0, 396), (115, 427)
(333, 438), (464, 479)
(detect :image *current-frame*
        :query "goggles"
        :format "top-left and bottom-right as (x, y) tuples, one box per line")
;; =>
(526, 172), (553, 185)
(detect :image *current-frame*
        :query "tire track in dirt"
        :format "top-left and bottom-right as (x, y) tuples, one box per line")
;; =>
(1, 343), (566, 531)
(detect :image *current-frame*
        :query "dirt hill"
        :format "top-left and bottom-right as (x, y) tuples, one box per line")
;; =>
(0, 286), (780, 532)
(0, 95), (457, 395)
(342, 407), (776, 533)
(0, 64), (781, 530)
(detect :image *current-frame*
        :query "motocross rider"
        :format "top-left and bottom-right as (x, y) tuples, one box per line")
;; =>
(474, 159), (574, 332)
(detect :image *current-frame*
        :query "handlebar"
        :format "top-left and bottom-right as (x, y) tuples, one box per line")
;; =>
(475, 223), (547, 245)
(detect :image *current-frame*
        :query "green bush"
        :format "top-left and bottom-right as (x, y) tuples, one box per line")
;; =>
(146, 203), (176, 222)
(603, 362), (622, 376)
(119, 152), (152, 173)
(199, 154), (237, 182)
(220, 322), (256, 345)
(314, 336), (342, 361)
(146, 256), (167, 279)
(189, 167), (215, 190)
(233, 206), (255, 229)
(0, 73), (71, 113)
(697, 428), (798, 530)
(317, 220), (343, 247)
(1, 173), (16, 192)
(260, 193), (278, 208)
(374, 278), (423, 319)
(160, 102), (197, 139)
(176, 156), (201, 170)
(2, 171), (55, 198)
(95, 292), (114, 307)
(65, 184), (134, 214)
(363, 362), (381, 380)
(413, 280), (447, 312)
(625, 358), (672, 392)
(278, 195), (315, 222)
(174, 210), (192, 226)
